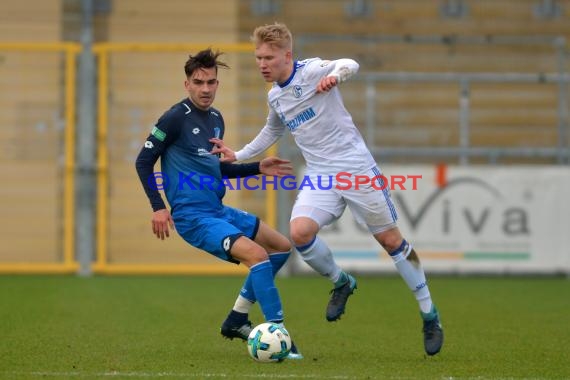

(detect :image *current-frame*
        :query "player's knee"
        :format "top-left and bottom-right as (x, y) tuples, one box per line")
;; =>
(248, 245), (270, 265)
(290, 217), (320, 246)
(290, 226), (315, 247)
(373, 226), (404, 253)
(378, 233), (404, 253)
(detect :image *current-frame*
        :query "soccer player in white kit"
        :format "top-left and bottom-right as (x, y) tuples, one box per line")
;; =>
(211, 23), (444, 356)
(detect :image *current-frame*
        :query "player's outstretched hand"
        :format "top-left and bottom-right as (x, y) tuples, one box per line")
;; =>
(210, 138), (237, 162)
(152, 209), (174, 240)
(316, 75), (338, 93)
(260, 157), (293, 177)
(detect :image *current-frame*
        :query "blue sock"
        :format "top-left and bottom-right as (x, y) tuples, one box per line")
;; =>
(249, 260), (284, 322)
(240, 251), (290, 303)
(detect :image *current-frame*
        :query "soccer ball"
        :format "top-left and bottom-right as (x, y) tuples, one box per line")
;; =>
(247, 322), (292, 363)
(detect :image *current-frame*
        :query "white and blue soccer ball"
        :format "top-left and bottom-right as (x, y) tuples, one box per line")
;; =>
(247, 322), (292, 363)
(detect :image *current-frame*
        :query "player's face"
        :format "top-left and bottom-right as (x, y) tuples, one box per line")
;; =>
(184, 67), (219, 111)
(254, 43), (292, 84)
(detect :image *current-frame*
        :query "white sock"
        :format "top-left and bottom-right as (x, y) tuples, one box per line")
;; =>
(390, 241), (433, 313)
(233, 295), (254, 314)
(297, 236), (342, 283)
(418, 297), (433, 314)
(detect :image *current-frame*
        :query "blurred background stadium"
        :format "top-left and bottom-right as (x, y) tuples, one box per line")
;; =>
(1, 0), (569, 276)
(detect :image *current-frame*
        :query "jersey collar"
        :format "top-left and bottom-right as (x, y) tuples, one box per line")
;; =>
(278, 61), (298, 88)
(184, 98), (210, 114)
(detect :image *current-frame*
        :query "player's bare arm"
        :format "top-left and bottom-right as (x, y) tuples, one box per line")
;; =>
(152, 208), (175, 240)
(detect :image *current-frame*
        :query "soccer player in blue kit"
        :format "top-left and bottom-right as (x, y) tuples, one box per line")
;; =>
(211, 23), (444, 356)
(135, 48), (302, 359)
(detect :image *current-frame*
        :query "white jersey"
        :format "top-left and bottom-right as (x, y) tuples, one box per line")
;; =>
(236, 58), (377, 176)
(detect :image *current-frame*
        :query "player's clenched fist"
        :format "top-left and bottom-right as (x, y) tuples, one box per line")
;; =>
(316, 75), (338, 93)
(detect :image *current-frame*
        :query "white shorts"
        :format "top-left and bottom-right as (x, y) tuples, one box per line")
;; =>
(290, 166), (399, 234)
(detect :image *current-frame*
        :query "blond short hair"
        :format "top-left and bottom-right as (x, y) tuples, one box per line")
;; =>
(251, 22), (293, 51)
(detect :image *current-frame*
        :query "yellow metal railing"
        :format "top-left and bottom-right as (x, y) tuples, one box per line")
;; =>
(0, 42), (80, 274)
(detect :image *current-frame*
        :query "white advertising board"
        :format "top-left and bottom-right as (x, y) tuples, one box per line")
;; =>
(292, 165), (570, 275)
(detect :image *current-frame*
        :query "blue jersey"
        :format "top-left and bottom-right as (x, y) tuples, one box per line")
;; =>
(135, 98), (259, 215)
(158, 99), (226, 213)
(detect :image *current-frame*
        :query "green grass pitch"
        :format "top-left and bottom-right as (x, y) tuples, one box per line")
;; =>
(0, 275), (568, 379)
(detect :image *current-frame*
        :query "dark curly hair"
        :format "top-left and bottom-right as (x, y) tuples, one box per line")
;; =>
(184, 48), (229, 77)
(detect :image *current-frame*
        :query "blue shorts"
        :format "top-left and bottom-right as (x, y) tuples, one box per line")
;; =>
(173, 205), (260, 264)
